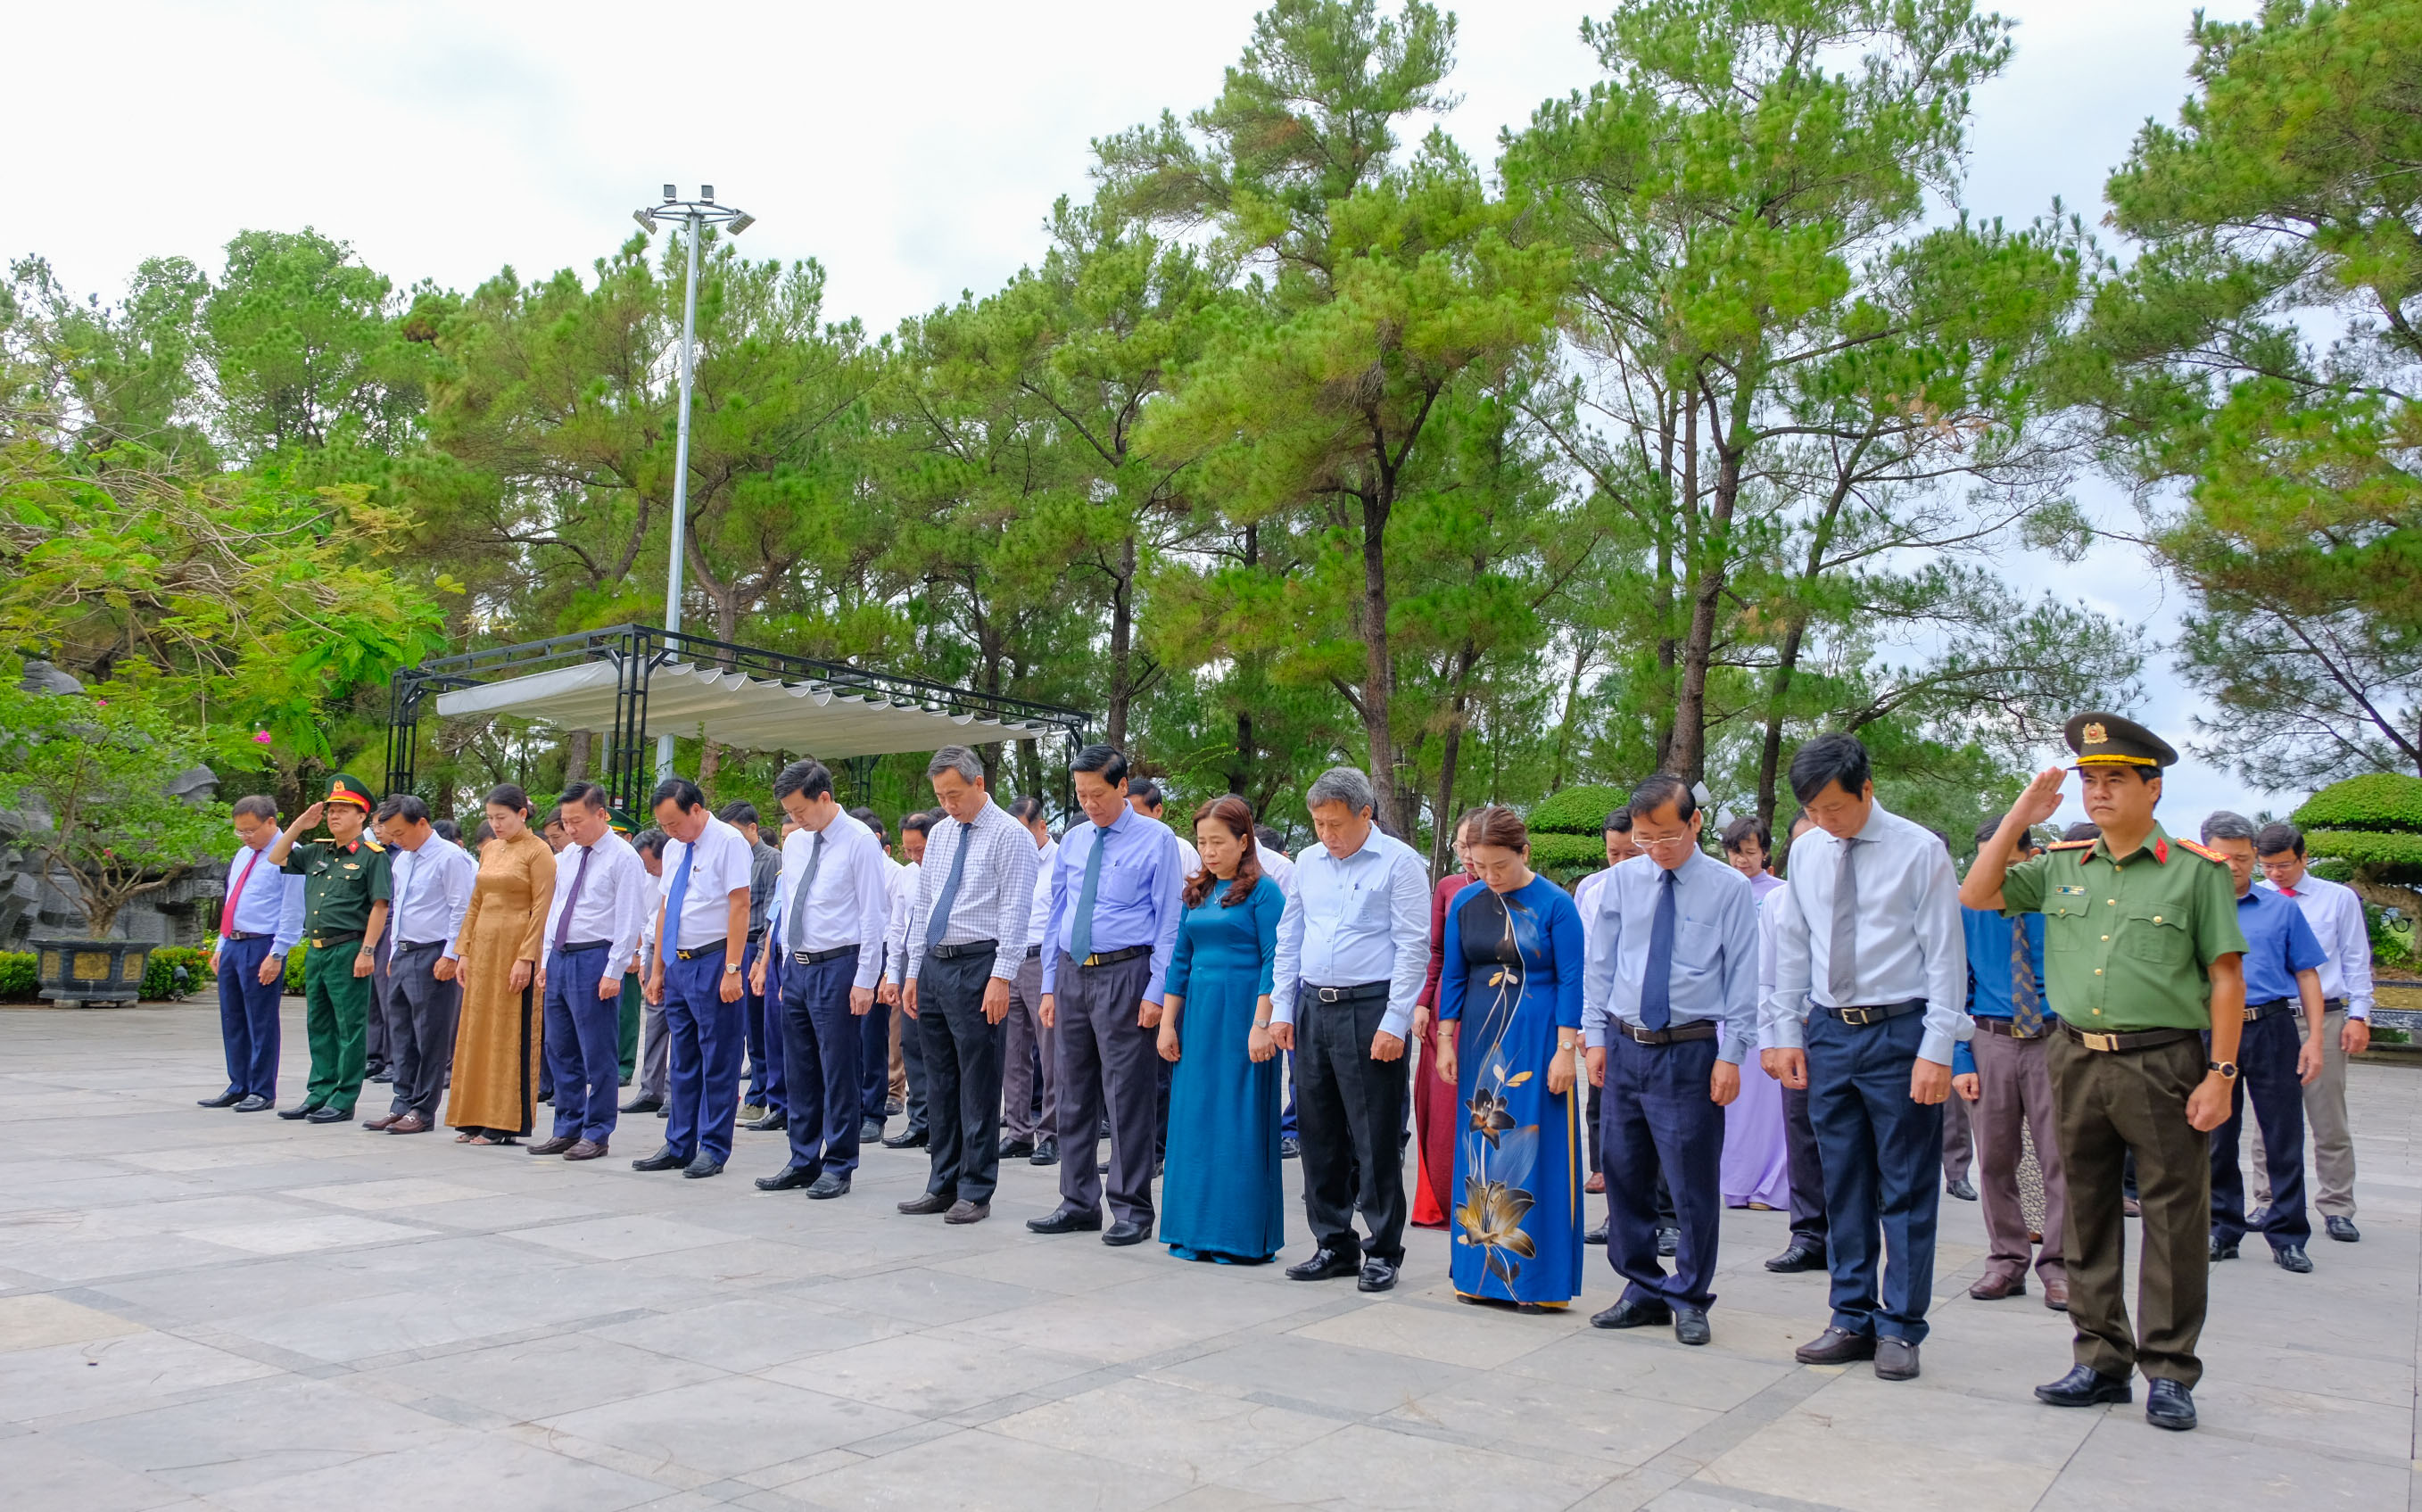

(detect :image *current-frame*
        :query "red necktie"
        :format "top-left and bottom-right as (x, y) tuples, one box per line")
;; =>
(222, 847), (263, 940)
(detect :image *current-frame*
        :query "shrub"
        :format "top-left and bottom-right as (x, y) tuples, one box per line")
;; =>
(1529, 831), (1608, 880)
(0, 952), (35, 1002)
(285, 944), (306, 995)
(2294, 774), (2422, 832)
(140, 946), (214, 1000)
(2303, 830), (2422, 880)
(1527, 784), (1630, 837)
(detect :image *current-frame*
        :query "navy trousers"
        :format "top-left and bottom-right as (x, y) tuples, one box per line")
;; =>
(781, 947), (867, 1177)
(216, 935), (282, 1100)
(859, 988), (891, 1126)
(544, 943), (622, 1144)
(1806, 1009), (1944, 1344)
(663, 950), (744, 1164)
(2211, 1009), (2310, 1249)
(1603, 1033), (1725, 1310)
(740, 938), (789, 1114)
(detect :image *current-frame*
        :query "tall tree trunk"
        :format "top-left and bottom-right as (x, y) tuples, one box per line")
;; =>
(698, 739), (722, 800)
(1358, 492), (1402, 830)
(1107, 533), (1136, 750)
(564, 728), (593, 785)
(1549, 636), (1590, 794)
(1429, 642), (1481, 878)
(1669, 386), (1746, 784)
(1232, 711), (1253, 796)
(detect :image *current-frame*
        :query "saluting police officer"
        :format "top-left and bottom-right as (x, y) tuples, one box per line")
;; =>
(266, 774), (394, 1125)
(1962, 714), (2246, 1434)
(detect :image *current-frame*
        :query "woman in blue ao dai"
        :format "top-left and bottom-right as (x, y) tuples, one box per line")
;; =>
(1435, 805), (1587, 1310)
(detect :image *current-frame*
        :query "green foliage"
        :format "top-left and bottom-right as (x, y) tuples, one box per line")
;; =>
(2292, 774), (2422, 832)
(2303, 830), (2422, 880)
(285, 944), (306, 996)
(1527, 830), (1608, 879)
(0, 952), (34, 1001)
(139, 946), (212, 1000)
(2367, 901), (2416, 971)
(1527, 784), (1629, 837)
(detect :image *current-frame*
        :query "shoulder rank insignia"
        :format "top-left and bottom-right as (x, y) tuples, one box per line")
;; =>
(362, 839), (385, 853)
(2171, 836), (2225, 863)
(2046, 839), (2095, 851)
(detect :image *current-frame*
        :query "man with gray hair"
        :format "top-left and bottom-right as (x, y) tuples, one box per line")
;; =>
(1269, 766), (1431, 1292)
(898, 746), (1040, 1225)
(2198, 811), (2327, 1274)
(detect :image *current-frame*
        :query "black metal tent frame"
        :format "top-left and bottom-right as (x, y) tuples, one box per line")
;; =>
(384, 623), (1092, 813)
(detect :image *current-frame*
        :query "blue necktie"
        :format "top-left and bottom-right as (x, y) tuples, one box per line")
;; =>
(1641, 868), (1676, 1030)
(925, 822), (973, 947)
(660, 841), (695, 967)
(1070, 826), (1107, 962)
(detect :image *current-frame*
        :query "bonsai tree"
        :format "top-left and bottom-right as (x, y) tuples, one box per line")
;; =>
(0, 685), (228, 936)
(2293, 773), (2422, 924)
(1525, 784), (1630, 881)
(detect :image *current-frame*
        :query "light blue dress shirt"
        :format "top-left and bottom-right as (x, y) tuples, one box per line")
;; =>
(221, 841), (303, 954)
(1041, 807), (1186, 1002)
(1269, 828), (1432, 1041)
(1582, 850), (1762, 1063)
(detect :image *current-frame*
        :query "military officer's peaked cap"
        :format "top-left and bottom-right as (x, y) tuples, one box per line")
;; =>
(325, 773), (376, 811)
(2062, 712), (2178, 771)
(608, 806), (638, 837)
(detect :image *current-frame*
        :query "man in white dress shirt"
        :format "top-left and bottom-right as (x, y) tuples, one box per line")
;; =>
(532, 782), (649, 1161)
(202, 795), (304, 1112)
(1001, 795), (1061, 1166)
(2252, 822), (2375, 1243)
(1270, 766), (1431, 1293)
(752, 761), (893, 1199)
(1764, 734), (1967, 1383)
(368, 795), (474, 1135)
(880, 812), (935, 1148)
(635, 777), (755, 1178)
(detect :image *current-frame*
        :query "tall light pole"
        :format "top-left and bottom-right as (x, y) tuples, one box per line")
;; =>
(631, 185), (755, 786)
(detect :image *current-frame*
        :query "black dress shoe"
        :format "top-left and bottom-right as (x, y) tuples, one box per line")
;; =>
(682, 1156), (723, 1179)
(1674, 1305), (1712, 1346)
(1030, 1137), (1059, 1167)
(897, 1191), (955, 1215)
(198, 1089), (244, 1108)
(744, 1111), (788, 1133)
(1794, 1326), (1876, 1365)
(1356, 1258), (1399, 1293)
(884, 1096), (904, 1116)
(2035, 1364), (2131, 1408)
(883, 1126), (930, 1150)
(2327, 1215), (2360, 1243)
(233, 1095), (273, 1112)
(277, 1103), (318, 1120)
(1874, 1337), (1921, 1381)
(1946, 1177), (1978, 1202)
(1285, 1247), (1360, 1281)
(1765, 1242), (1824, 1273)
(806, 1172), (850, 1199)
(1280, 1135), (1300, 1160)
(999, 1136), (1036, 1159)
(2273, 1243), (2314, 1273)
(1028, 1207), (1104, 1235)
(1584, 1219), (1608, 1245)
(859, 1118), (884, 1144)
(2145, 1377), (2196, 1431)
(756, 1163), (816, 1191)
(528, 1135), (577, 1155)
(1104, 1219), (1148, 1247)
(369, 1070), (395, 1085)
(632, 1145), (688, 1171)
(944, 1199), (989, 1224)
(619, 1094), (664, 1114)
(305, 1106), (349, 1124)
(2210, 1235), (2240, 1261)
(1591, 1297), (1672, 1329)
(1655, 1225), (1679, 1258)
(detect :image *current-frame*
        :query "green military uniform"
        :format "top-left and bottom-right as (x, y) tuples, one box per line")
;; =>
(610, 806), (642, 1080)
(1997, 715), (2246, 1390)
(281, 775), (393, 1116)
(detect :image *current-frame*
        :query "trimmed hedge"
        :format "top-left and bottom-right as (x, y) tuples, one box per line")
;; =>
(1529, 831), (1608, 878)
(2293, 774), (2422, 833)
(2304, 829), (2422, 878)
(1527, 784), (1630, 837)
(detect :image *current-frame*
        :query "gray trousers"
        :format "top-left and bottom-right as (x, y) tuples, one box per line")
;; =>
(1052, 950), (1159, 1226)
(1943, 1086), (1973, 1183)
(1004, 949), (1058, 1143)
(1971, 1028), (2066, 1284)
(2250, 1004), (2357, 1219)
(384, 941), (461, 1120)
(639, 995), (671, 1100)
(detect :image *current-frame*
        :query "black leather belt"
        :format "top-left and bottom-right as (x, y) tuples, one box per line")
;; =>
(1024, 944), (1043, 959)
(2061, 1022), (2200, 1053)
(223, 930), (271, 943)
(1308, 982), (1388, 1004)
(1072, 945), (1152, 969)
(396, 938), (449, 953)
(1974, 1017), (2047, 1039)
(674, 939), (728, 962)
(746, 928), (765, 943)
(930, 939), (998, 960)
(1617, 1019), (1716, 1046)
(792, 945), (858, 966)
(2244, 997), (2297, 1022)
(1821, 998), (1925, 1027)
(306, 931), (362, 950)
(556, 939), (611, 954)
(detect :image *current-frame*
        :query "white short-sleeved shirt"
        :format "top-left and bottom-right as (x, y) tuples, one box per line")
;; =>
(659, 814), (756, 952)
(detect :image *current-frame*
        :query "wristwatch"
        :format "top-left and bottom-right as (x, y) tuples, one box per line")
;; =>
(2208, 1060), (2238, 1080)
(723, 963), (743, 975)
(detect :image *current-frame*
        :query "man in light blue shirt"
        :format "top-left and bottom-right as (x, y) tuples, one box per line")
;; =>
(370, 794), (475, 1136)
(1029, 746), (1185, 1246)
(1269, 767), (1431, 1293)
(1582, 775), (1759, 1345)
(203, 795), (304, 1111)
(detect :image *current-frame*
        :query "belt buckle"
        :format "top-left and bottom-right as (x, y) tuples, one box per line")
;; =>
(1083, 954), (1101, 968)
(2079, 1030), (2119, 1052)
(1838, 1005), (1873, 1027)
(2243, 1004), (2261, 1021)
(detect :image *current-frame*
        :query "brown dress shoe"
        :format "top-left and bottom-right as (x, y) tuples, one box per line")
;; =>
(527, 1135), (579, 1156)
(2041, 1276), (2071, 1312)
(1968, 1271), (2028, 1301)
(386, 1112), (433, 1134)
(361, 1111), (403, 1130)
(562, 1138), (609, 1161)
(897, 1192), (955, 1216)
(943, 1199), (991, 1225)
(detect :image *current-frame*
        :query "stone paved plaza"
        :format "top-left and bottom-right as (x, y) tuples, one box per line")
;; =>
(3, 1001), (2417, 1511)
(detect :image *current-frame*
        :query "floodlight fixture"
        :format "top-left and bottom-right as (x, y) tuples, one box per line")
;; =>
(701, 185), (715, 202)
(632, 208), (657, 232)
(728, 212), (754, 235)
(662, 184), (676, 201)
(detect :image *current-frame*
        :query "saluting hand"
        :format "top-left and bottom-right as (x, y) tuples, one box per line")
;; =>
(2011, 765), (2066, 828)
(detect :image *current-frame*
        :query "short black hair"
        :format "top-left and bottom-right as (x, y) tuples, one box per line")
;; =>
(1128, 777), (1161, 809)
(849, 806), (885, 839)
(716, 800), (761, 829)
(901, 810), (936, 837)
(1007, 794), (1047, 825)
(651, 777), (706, 814)
(431, 819), (461, 843)
(632, 828), (667, 858)
(1720, 815), (1769, 855)
(1629, 773), (1696, 824)
(376, 794), (432, 826)
(2062, 821), (2101, 844)
(773, 760), (835, 805)
(541, 810), (566, 830)
(1254, 824), (1285, 851)
(231, 794), (280, 822)
(560, 781), (610, 814)
(1071, 744), (1131, 787)
(2256, 822), (2305, 859)
(1974, 816), (2007, 851)
(1787, 733), (1872, 806)
(485, 783), (532, 815)
(1604, 809), (1633, 835)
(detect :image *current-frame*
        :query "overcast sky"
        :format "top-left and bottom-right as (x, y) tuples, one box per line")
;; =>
(3, 0), (2274, 829)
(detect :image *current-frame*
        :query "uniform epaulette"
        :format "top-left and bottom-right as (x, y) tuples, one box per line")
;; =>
(2171, 837), (2226, 863)
(2046, 839), (2095, 851)
(362, 839), (386, 853)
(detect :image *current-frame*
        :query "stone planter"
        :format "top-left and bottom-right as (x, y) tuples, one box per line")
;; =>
(32, 938), (147, 1005)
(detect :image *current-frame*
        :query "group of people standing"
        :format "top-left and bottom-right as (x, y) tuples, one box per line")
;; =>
(200, 711), (2375, 1434)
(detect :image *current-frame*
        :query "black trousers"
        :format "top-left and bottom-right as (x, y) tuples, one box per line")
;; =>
(2211, 1010), (2310, 1249)
(1052, 951), (1160, 1226)
(384, 941), (461, 1120)
(1781, 1081), (1829, 1248)
(915, 951), (1006, 1203)
(1296, 987), (1410, 1264)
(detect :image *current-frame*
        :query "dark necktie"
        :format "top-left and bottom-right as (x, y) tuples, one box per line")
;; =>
(555, 842), (593, 952)
(1828, 837), (1861, 1004)
(925, 822), (974, 947)
(1070, 826), (1107, 962)
(785, 830), (826, 952)
(2010, 916), (2045, 1037)
(1641, 867), (1676, 1030)
(659, 842), (695, 967)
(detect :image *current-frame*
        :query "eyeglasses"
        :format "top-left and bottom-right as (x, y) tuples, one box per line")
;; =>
(1631, 830), (1696, 850)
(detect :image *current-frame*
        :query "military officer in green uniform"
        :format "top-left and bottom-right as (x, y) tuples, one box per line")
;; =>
(1962, 713), (2245, 1433)
(267, 774), (393, 1124)
(610, 806), (645, 1082)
